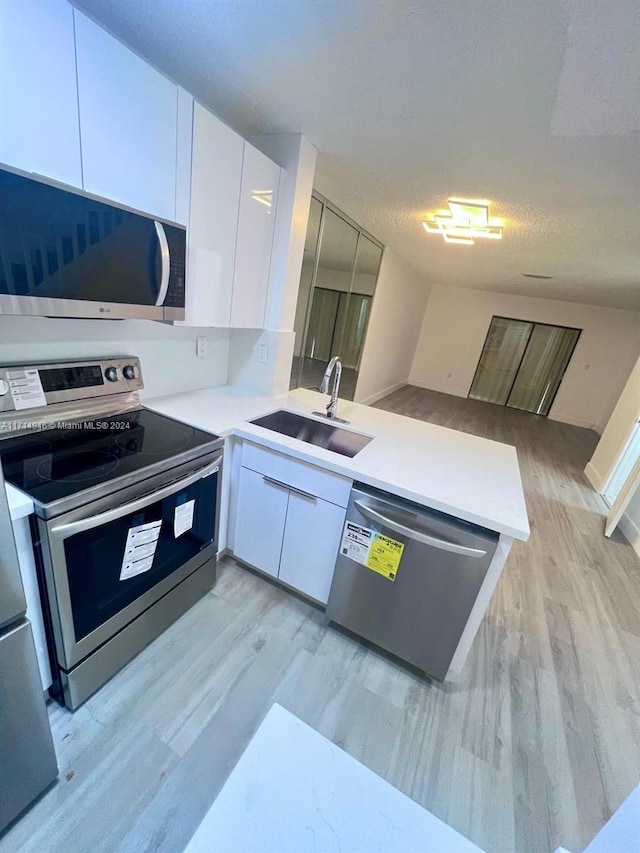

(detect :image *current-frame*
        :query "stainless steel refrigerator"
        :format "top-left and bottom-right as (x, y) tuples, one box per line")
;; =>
(0, 465), (58, 832)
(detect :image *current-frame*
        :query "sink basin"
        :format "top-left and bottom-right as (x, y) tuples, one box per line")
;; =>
(250, 410), (373, 458)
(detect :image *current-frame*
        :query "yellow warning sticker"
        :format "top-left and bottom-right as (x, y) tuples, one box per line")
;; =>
(365, 533), (405, 581)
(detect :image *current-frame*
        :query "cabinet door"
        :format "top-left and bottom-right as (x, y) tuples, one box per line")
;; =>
(0, 0), (82, 186)
(233, 467), (288, 578)
(74, 10), (178, 219)
(175, 88), (194, 227)
(230, 143), (281, 328)
(187, 103), (244, 326)
(279, 494), (346, 604)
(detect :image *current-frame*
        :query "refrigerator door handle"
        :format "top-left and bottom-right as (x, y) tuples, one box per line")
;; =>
(353, 500), (488, 558)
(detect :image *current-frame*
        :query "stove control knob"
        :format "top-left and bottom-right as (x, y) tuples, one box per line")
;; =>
(123, 364), (136, 380)
(0, 379), (9, 396)
(105, 367), (119, 382)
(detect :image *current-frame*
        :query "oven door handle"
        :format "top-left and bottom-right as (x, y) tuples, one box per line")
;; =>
(50, 457), (221, 539)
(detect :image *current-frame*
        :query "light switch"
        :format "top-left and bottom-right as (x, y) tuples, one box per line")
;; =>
(196, 336), (207, 357)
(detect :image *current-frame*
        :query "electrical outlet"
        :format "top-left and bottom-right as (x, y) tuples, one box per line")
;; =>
(258, 344), (268, 364)
(447, 372), (452, 379)
(196, 336), (207, 358)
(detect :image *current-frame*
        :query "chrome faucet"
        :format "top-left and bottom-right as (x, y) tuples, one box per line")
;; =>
(319, 356), (343, 420)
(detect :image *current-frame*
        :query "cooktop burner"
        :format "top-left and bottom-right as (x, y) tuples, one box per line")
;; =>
(0, 408), (220, 508)
(115, 421), (192, 455)
(36, 450), (120, 483)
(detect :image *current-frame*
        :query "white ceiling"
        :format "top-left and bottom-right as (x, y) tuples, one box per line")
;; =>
(73, 0), (640, 310)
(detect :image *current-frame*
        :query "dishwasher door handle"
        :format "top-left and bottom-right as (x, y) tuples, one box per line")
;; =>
(353, 500), (488, 558)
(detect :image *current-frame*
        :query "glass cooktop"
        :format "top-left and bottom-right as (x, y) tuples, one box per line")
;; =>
(0, 409), (221, 508)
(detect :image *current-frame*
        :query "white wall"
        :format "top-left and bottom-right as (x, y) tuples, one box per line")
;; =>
(0, 316), (230, 400)
(409, 286), (640, 432)
(227, 329), (295, 397)
(585, 353), (640, 490)
(354, 250), (431, 404)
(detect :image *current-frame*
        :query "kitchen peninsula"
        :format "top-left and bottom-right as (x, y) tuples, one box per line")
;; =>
(144, 385), (530, 678)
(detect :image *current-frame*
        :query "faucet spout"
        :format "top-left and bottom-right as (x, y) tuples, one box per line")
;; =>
(320, 356), (342, 419)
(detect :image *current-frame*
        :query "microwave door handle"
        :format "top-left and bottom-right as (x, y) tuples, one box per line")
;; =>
(353, 500), (488, 558)
(154, 220), (170, 306)
(50, 457), (221, 539)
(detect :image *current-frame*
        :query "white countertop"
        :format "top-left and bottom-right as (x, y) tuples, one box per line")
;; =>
(184, 703), (483, 853)
(146, 386), (529, 541)
(5, 483), (34, 521)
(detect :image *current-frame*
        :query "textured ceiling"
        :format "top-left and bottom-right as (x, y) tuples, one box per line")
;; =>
(73, 0), (640, 310)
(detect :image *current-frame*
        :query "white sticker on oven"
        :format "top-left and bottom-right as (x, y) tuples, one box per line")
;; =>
(174, 499), (195, 538)
(340, 521), (373, 563)
(6, 369), (47, 410)
(119, 519), (162, 581)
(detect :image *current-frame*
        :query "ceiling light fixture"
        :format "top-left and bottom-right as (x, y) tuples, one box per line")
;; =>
(422, 198), (503, 245)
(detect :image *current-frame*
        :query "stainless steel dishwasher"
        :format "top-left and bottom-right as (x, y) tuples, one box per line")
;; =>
(326, 484), (499, 679)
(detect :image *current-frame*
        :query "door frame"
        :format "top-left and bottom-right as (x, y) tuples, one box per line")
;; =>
(605, 457), (640, 538)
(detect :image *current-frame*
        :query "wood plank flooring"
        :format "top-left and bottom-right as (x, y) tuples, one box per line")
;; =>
(2, 386), (639, 853)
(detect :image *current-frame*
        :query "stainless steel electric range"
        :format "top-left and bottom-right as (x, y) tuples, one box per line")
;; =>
(0, 357), (223, 710)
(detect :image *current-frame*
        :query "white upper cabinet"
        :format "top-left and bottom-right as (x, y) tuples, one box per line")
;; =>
(175, 88), (194, 227)
(187, 102), (244, 326)
(231, 143), (281, 328)
(74, 10), (178, 220)
(186, 106), (281, 328)
(0, 0), (82, 186)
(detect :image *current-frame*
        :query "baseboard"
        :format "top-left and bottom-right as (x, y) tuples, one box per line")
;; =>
(356, 381), (408, 406)
(406, 378), (468, 398)
(547, 412), (597, 430)
(618, 513), (640, 558)
(584, 461), (604, 492)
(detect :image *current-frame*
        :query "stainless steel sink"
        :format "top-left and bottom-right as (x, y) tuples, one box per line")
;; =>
(250, 410), (373, 458)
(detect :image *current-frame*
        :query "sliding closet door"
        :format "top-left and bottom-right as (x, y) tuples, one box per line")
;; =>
(469, 317), (533, 405)
(506, 324), (580, 415)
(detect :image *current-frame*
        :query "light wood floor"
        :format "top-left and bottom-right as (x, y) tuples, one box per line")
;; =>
(2, 387), (639, 853)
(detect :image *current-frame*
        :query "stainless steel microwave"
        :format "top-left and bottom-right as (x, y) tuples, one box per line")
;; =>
(0, 165), (185, 321)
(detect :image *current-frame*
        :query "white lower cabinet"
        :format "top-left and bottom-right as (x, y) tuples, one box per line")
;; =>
(278, 492), (347, 604)
(232, 443), (350, 604)
(234, 467), (289, 578)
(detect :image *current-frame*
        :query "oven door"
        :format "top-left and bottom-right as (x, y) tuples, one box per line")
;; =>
(40, 452), (221, 670)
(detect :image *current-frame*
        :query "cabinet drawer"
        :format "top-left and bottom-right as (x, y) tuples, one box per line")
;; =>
(241, 441), (351, 508)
